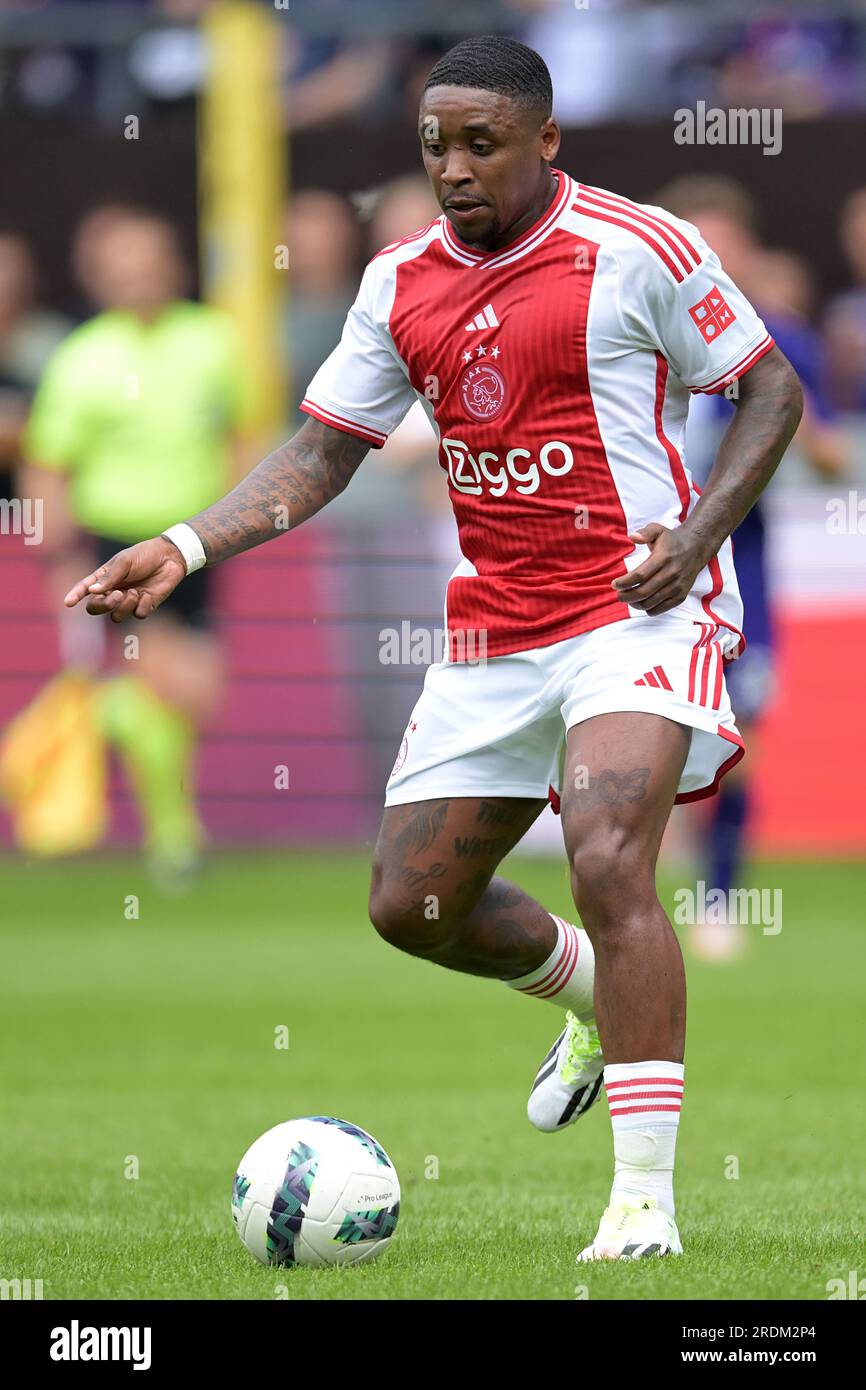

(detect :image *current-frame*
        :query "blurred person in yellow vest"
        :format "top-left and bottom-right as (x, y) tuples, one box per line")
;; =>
(20, 205), (256, 881)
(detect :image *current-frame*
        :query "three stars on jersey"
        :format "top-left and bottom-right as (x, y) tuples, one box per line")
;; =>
(462, 344), (501, 362)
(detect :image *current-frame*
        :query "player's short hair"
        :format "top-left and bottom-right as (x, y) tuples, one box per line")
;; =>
(423, 35), (553, 121)
(654, 175), (758, 234)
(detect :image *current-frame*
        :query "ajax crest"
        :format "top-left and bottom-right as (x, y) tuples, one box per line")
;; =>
(460, 361), (507, 421)
(391, 736), (409, 777)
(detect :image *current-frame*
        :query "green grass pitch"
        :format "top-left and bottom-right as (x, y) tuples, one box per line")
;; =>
(1, 850), (862, 1301)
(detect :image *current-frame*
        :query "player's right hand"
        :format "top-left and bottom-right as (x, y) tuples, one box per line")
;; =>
(63, 537), (188, 622)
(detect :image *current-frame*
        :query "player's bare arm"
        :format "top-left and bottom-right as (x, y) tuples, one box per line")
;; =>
(63, 417), (369, 621)
(188, 416), (369, 562)
(613, 345), (803, 615)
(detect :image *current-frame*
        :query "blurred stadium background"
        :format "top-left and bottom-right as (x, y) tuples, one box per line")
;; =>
(0, 0), (863, 864)
(2, 0), (865, 1306)
(2, 0), (865, 863)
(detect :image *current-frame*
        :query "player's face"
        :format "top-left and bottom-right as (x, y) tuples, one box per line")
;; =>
(419, 86), (560, 250)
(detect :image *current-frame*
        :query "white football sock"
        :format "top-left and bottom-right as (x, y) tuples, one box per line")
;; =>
(505, 914), (595, 1021)
(604, 1060), (684, 1219)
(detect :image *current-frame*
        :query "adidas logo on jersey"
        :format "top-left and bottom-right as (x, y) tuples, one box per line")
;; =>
(465, 303), (500, 332)
(635, 665), (673, 690)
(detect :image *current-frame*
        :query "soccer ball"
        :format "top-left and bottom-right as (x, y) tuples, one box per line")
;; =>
(231, 1116), (400, 1268)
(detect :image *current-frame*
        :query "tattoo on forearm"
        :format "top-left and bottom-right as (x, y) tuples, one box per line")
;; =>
(187, 418), (369, 564)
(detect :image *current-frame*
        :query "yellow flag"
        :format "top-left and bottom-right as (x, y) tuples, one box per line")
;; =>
(0, 672), (107, 855)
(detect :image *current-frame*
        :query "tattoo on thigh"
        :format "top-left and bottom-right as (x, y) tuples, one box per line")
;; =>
(482, 879), (524, 910)
(569, 766), (651, 811)
(397, 862), (447, 890)
(476, 801), (522, 827)
(454, 870), (491, 904)
(460, 914), (535, 960)
(393, 801), (449, 859)
(453, 835), (513, 860)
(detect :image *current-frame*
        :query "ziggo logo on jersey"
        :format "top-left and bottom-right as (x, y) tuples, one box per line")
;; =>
(442, 437), (574, 496)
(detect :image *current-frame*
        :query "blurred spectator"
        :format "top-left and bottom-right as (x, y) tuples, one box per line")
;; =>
(284, 189), (360, 418)
(656, 175), (847, 959)
(317, 166), (451, 797)
(208, 4), (866, 127)
(521, 0), (685, 124)
(128, 4), (208, 106)
(364, 174), (444, 520)
(659, 176), (846, 480)
(389, 33), (463, 123)
(156, 0), (215, 14)
(367, 172), (439, 257)
(824, 188), (866, 412)
(303, 174), (443, 522)
(5, 1), (866, 125)
(282, 11), (392, 132)
(0, 233), (73, 500)
(71, 204), (165, 315)
(751, 247), (816, 322)
(21, 205), (255, 882)
(285, 175), (441, 518)
(717, 12), (863, 118)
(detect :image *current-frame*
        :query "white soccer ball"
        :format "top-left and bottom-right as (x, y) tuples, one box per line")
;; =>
(231, 1117), (400, 1268)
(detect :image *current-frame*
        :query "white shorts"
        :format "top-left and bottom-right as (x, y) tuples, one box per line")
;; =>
(385, 612), (744, 811)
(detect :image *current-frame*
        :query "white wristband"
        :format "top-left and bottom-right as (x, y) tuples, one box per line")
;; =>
(161, 522), (207, 575)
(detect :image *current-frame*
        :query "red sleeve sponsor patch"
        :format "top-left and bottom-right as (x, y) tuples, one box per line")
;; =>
(688, 287), (737, 343)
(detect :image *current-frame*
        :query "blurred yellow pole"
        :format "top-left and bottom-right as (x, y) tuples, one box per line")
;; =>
(199, 0), (288, 440)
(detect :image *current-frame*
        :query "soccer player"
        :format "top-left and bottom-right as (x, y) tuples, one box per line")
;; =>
(64, 38), (803, 1258)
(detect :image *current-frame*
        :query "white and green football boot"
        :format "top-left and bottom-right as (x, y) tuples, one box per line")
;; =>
(577, 1196), (682, 1261)
(527, 1012), (604, 1133)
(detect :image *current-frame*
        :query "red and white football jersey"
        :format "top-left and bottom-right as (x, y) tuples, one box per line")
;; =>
(301, 170), (774, 661)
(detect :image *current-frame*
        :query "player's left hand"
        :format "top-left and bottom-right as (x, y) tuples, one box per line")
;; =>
(611, 522), (708, 615)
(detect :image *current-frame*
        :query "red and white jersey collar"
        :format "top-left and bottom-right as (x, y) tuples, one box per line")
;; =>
(440, 168), (575, 270)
